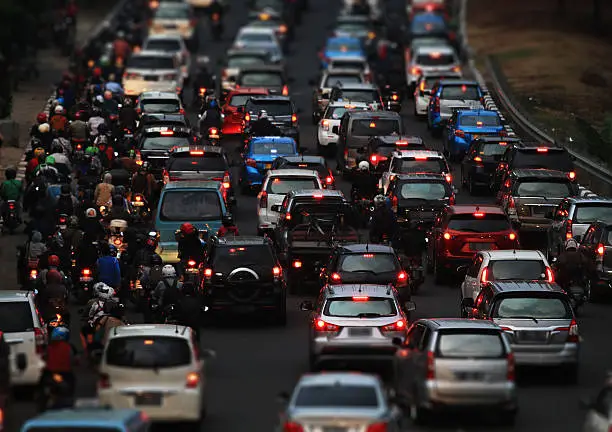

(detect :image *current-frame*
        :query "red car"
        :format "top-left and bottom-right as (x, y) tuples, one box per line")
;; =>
(221, 88), (269, 135)
(427, 204), (520, 283)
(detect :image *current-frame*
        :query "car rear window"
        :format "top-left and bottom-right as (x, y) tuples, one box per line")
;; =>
(513, 151), (573, 171)
(447, 213), (510, 233)
(441, 84), (480, 100)
(229, 94), (266, 106)
(339, 253), (398, 273)
(239, 32), (275, 43)
(160, 190), (222, 221)
(351, 119), (400, 136)
(0, 302), (34, 333)
(436, 330), (506, 358)
(128, 56), (175, 70)
(325, 74), (363, 87)
(227, 55), (267, 69)
(211, 245), (274, 273)
(411, 18), (446, 34)
(489, 260), (546, 281)
(399, 181), (449, 200)
(168, 154), (227, 172)
(477, 141), (509, 156)
(424, 76), (450, 89)
(460, 115), (500, 127)
(394, 158), (446, 174)
(325, 106), (367, 119)
(493, 296), (572, 319)
(240, 72), (283, 86)
(141, 99), (180, 113)
(246, 101), (292, 116)
(267, 176), (319, 194)
(515, 181), (572, 198)
(324, 297), (397, 317)
(337, 90), (378, 104)
(327, 40), (362, 52)
(252, 141), (295, 155)
(25, 428), (122, 432)
(145, 39), (182, 52)
(105, 336), (191, 368)
(330, 60), (366, 70)
(141, 136), (190, 150)
(155, 5), (189, 19)
(416, 53), (455, 66)
(294, 385), (379, 408)
(573, 204), (612, 224)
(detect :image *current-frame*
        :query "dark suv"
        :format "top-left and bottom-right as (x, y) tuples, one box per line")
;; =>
(242, 95), (300, 146)
(201, 236), (286, 325)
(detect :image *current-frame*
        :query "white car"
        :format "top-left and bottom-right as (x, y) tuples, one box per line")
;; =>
(406, 44), (461, 89)
(316, 101), (369, 152)
(142, 34), (191, 82)
(0, 291), (46, 386)
(257, 169), (322, 235)
(98, 324), (215, 423)
(328, 56), (372, 82)
(123, 51), (183, 97)
(149, 2), (196, 40)
(379, 149), (451, 194)
(460, 250), (551, 303)
(413, 72), (461, 117)
(234, 26), (280, 51)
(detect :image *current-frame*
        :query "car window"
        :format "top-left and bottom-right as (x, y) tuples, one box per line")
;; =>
(411, 17), (446, 33)
(337, 90), (378, 103)
(489, 260), (546, 281)
(240, 72), (283, 86)
(436, 331), (506, 358)
(25, 428), (123, 432)
(325, 106), (366, 119)
(440, 85), (480, 100)
(145, 39), (182, 52)
(227, 55), (267, 69)
(460, 115), (500, 127)
(0, 302), (34, 332)
(513, 151), (573, 171)
(141, 99), (180, 113)
(128, 56), (175, 70)
(338, 253), (398, 273)
(447, 213), (510, 233)
(394, 158), (446, 174)
(399, 182), (448, 200)
(515, 181), (572, 198)
(416, 53), (455, 66)
(211, 245), (274, 273)
(324, 74), (363, 87)
(606, 229), (612, 246)
(336, 22), (369, 32)
(493, 296), (572, 319)
(168, 155), (227, 172)
(573, 204), (612, 224)
(477, 141), (509, 156)
(160, 190), (222, 221)
(251, 141), (295, 155)
(324, 297), (396, 317)
(294, 385), (379, 408)
(327, 40), (362, 52)
(239, 32), (275, 43)
(351, 119), (400, 136)
(229, 94), (265, 107)
(141, 136), (190, 150)
(106, 336), (191, 368)
(155, 5), (189, 19)
(246, 101), (292, 116)
(330, 60), (365, 70)
(267, 177), (319, 194)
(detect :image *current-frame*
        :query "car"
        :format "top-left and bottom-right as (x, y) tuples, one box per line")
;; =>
(257, 169), (323, 236)
(0, 291), (45, 387)
(548, 197), (612, 257)
(329, 82), (383, 110)
(497, 169), (580, 234)
(427, 79), (484, 135)
(201, 236), (287, 324)
(408, 0), (449, 20)
(155, 181), (228, 263)
(246, 10), (290, 47)
(460, 249), (552, 304)
(220, 48), (273, 93)
(148, 2), (196, 42)
(580, 375), (612, 432)
(242, 95), (300, 144)
(392, 318), (517, 425)
(142, 34), (191, 82)
(492, 143), (576, 193)
(462, 280), (580, 382)
(277, 372), (402, 431)
(366, 135), (427, 173)
(334, 15), (377, 45)
(327, 55), (372, 81)
(233, 26), (283, 62)
(578, 221), (612, 301)
(136, 125), (193, 179)
(135, 91), (185, 116)
(300, 284), (414, 369)
(406, 45), (460, 90)
(316, 102), (370, 154)
(319, 36), (365, 69)
(311, 68), (366, 122)
(460, 136), (521, 194)
(138, 112), (190, 130)
(405, 36), (451, 65)
(239, 136), (299, 191)
(98, 324), (214, 423)
(379, 150), (451, 194)
(123, 51), (184, 98)
(409, 12), (450, 40)
(220, 87), (270, 135)
(444, 109), (506, 161)
(21, 408), (151, 432)
(413, 71), (462, 117)
(270, 155), (335, 189)
(235, 64), (291, 95)
(427, 205), (520, 283)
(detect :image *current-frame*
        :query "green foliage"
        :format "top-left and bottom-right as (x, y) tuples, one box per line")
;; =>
(575, 116), (612, 165)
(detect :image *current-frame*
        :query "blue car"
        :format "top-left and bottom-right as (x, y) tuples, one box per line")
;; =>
(21, 408), (150, 432)
(320, 36), (364, 69)
(427, 79), (484, 134)
(410, 12), (449, 39)
(240, 136), (299, 191)
(444, 109), (506, 161)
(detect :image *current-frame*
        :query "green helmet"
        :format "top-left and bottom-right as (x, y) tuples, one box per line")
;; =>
(128, 149), (136, 159)
(99, 55), (111, 67)
(45, 155), (56, 165)
(85, 146), (99, 156)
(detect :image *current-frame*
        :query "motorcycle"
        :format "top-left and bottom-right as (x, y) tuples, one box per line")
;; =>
(565, 279), (589, 315)
(38, 372), (74, 412)
(1, 200), (20, 234)
(210, 12), (223, 40)
(207, 126), (221, 146)
(182, 259), (201, 286)
(383, 85), (402, 112)
(74, 266), (94, 304)
(130, 194), (150, 219)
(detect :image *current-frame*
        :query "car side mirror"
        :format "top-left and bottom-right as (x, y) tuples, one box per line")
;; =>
(461, 297), (475, 310)
(277, 391), (290, 404)
(391, 336), (403, 347)
(403, 301), (416, 312)
(331, 126), (339, 134)
(271, 205), (281, 212)
(456, 264), (468, 273)
(237, 106), (244, 114)
(299, 300), (314, 311)
(16, 353), (27, 372)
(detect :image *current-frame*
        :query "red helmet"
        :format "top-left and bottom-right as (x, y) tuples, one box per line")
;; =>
(48, 255), (60, 267)
(37, 113), (47, 124)
(180, 223), (196, 235)
(47, 269), (62, 284)
(93, 67), (102, 77)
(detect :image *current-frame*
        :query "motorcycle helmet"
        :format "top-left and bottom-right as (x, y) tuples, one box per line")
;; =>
(34, 147), (46, 158)
(222, 214), (234, 227)
(151, 254), (163, 266)
(45, 155), (56, 165)
(358, 161), (370, 171)
(69, 215), (79, 227)
(47, 269), (63, 284)
(38, 123), (50, 134)
(565, 238), (579, 251)
(97, 285), (116, 300)
(373, 194), (386, 207)
(162, 265), (176, 278)
(180, 223), (196, 235)
(37, 112), (47, 124)
(54, 105), (64, 114)
(85, 207), (97, 218)
(48, 255), (61, 267)
(50, 326), (70, 342)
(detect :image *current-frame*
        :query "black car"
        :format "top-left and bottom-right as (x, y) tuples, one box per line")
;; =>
(365, 135), (427, 173)
(461, 136), (521, 194)
(138, 113), (191, 131)
(236, 65), (291, 96)
(271, 155), (335, 188)
(201, 236), (286, 324)
(137, 125), (194, 179)
(242, 95), (300, 146)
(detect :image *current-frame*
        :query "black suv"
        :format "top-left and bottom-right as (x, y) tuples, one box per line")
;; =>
(201, 236), (287, 325)
(242, 95), (300, 146)
(365, 135), (427, 173)
(137, 125), (194, 179)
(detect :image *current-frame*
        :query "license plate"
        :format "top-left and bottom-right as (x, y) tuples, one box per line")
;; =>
(348, 327), (372, 337)
(532, 207), (548, 215)
(79, 277), (93, 282)
(264, 163), (272, 169)
(134, 393), (162, 406)
(456, 371), (483, 380)
(469, 242), (492, 251)
(520, 331), (548, 342)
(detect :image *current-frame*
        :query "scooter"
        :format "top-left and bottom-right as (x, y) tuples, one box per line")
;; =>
(38, 372), (74, 412)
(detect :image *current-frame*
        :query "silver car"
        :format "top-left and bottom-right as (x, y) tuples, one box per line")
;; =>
(277, 372), (402, 432)
(392, 318), (517, 425)
(300, 284), (415, 370)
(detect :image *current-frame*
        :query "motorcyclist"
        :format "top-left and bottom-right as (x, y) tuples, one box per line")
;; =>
(369, 194), (398, 243)
(198, 98), (222, 135)
(31, 113), (48, 138)
(102, 90), (119, 117)
(555, 238), (593, 290)
(62, 216), (83, 260)
(87, 108), (106, 137)
(38, 269), (68, 322)
(107, 159), (131, 188)
(192, 58), (215, 104)
(38, 254), (66, 286)
(55, 184), (78, 218)
(350, 161), (378, 201)
(27, 231), (48, 261)
(69, 111), (88, 146)
(176, 282), (202, 339)
(38, 123), (54, 152)
(140, 253), (164, 292)
(153, 265), (183, 310)
(112, 32), (131, 62)
(217, 214), (239, 237)
(250, 110), (281, 136)
(177, 223), (204, 263)
(119, 150), (139, 174)
(51, 132), (72, 160)
(104, 73), (124, 96)
(39, 326), (76, 409)
(26, 147), (46, 181)
(99, 300), (125, 345)
(49, 105), (69, 134)
(118, 98), (137, 132)
(80, 207), (105, 242)
(96, 242), (121, 290)
(35, 156), (61, 184)
(108, 194), (131, 222)
(49, 143), (72, 177)
(0, 166), (23, 221)
(94, 173), (115, 207)
(82, 284), (116, 353)
(130, 163), (155, 202)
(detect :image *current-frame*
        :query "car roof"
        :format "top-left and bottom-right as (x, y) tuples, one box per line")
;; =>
(248, 95), (291, 102)
(515, 144), (567, 152)
(374, 135), (424, 144)
(566, 197), (612, 205)
(162, 181), (221, 191)
(479, 249), (545, 260)
(510, 169), (570, 179)
(458, 109), (499, 117)
(324, 68), (364, 76)
(227, 47), (270, 56)
(487, 280), (565, 294)
(109, 324), (192, 339)
(414, 45), (455, 55)
(289, 189), (344, 198)
(328, 101), (369, 108)
(338, 243), (395, 253)
(132, 50), (175, 59)
(267, 169), (319, 177)
(394, 173), (449, 182)
(298, 372), (380, 387)
(169, 145), (223, 155)
(347, 111), (400, 119)
(337, 14), (370, 22)
(448, 204), (505, 215)
(393, 149), (443, 158)
(143, 125), (191, 133)
(0, 290), (33, 301)
(424, 318), (502, 330)
(324, 284), (396, 298)
(214, 236), (270, 246)
(239, 65), (284, 73)
(412, 12), (446, 22)
(144, 33), (183, 42)
(419, 71), (461, 80)
(23, 408), (143, 426)
(473, 136), (521, 144)
(329, 55), (367, 62)
(229, 88), (270, 95)
(327, 36), (361, 44)
(279, 155), (325, 164)
(438, 79), (479, 86)
(139, 91), (180, 100)
(250, 136), (296, 144)
(335, 82), (377, 90)
(239, 26), (276, 34)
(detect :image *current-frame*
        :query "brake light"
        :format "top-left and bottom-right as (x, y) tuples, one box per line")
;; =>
(452, 66), (461, 73)
(381, 320), (406, 333)
(186, 372), (200, 388)
(114, 238), (122, 246)
(568, 171), (576, 180)
(259, 191), (268, 208)
(187, 260), (196, 267)
(396, 140), (408, 146)
(426, 351), (435, 379)
(566, 219), (573, 239)
(292, 260), (302, 268)
(398, 271), (408, 282)
(366, 423), (388, 432)
(545, 266), (554, 283)
(449, 194), (455, 205)
(353, 296), (369, 301)
(481, 267), (489, 283)
(454, 129), (465, 138)
(370, 154), (378, 163)
(476, 121), (483, 127)
(414, 156), (428, 160)
(443, 232), (451, 240)
(536, 147), (548, 152)
(82, 268), (91, 276)
(273, 266), (282, 278)
(160, 130), (174, 136)
(291, 113), (297, 123)
(8, 202), (15, 210)
(34, 327), (45, 355)
(434, 97), (440, 113)
(391, 93), (398, 101)
(508, 197), (515, 209)
(411, 66), (421, 76)
(597, 244), (605, 256)
(204, 268), (213, 278)
(391, 195), (398, 212)
(473, 156), (482, 162)
(315, 319), (340, 332)
(209, 127), (218, 136)
(321, 119), (329, 131)
(247, 158), (257, 167)
(29, 269), (38, 279)
(419, 81), (426, 93)
(313, 193), (324, 198)
(282, 85), (289, 96)
(325, 176), (333, 185)
(473, 212), (485, 217)
(508, 232), (516, 241)
(445, 174), (452, 183)
(223, 171), (231, 189)
(331, 272), (341, 282)
(98, 373), (110, 389)
(555, 319), (579, 343)
(283, 422), (304, 432)
(245, 113), (251, 122)
(507, 353), (515, 381)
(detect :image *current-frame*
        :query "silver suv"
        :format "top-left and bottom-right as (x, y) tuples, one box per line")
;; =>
(300, 284), (415, 370)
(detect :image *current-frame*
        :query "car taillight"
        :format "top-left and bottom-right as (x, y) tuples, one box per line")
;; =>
(283, 422), (304, 432)
(443, 232), (451, 240)
(223, 172), (231, 189)
(314, 318), (340, 333)
(397, 270), (408, 285)
(555, 318), (579, 343)
(366, 422), (388, 432)
(321, 119), (329, 131)
(291, 113), (297, 123)
(454, 129), (465, 138)
(325, 175), (333, 185)
(292, 260), (302, 268)
(34, 327), (45, 355)
(29, 269), (38, 280)
(445, 174), (452, 183)
(259, 191), (268, 208)
(473, 156), (483, 162)
(508, 232), (517, 241)
(449, 194), (455, 205)
(370, 154), (378, 164)
(568, 171), (576, 181)
(411, 66), (421, 76)
(99, 373), (110, 389)
(82, 268), (91, 276)
(282, 85), (289, 96)
(426, 351), (435, 379)
(508, 197), (515, 209)
(247, 158), (257, 167)
(566, 219), (573, 239)
(597, 243), (605, 256)
(204, 268), (213, 279)
(245, 113), (251, 122)
(507, 353), (515, 381)
(273, 266), (282, 278)
(186, 372), (200, 388)
(545, 266), (554, 283)
(187, 260), (196, 267)
(331, 272), (341, 282)
(480, 267), (489, 283)
(381, 320), (406, 333)
(433, 97), (440, 113)
(391, 195), (398, 212)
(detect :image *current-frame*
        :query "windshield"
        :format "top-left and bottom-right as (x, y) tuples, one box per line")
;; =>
(246, 101), (291, 116)
(211, 245), (274, 274)
(515, 181), (572, 198)
(294, 385), (379, 408)
(327, 40), (362, 52)
(227, 55), (267, 68)
(351, 119), (400, 136)
(251, 141), (295, 155)
(160, 190), (222, 221)
(0, 302), (34, 332)
(460, 115), (501, 127)
(168, 155), (227, 172)
(229, 94), (266, 106)
(240, 72), (283, 86)
(489, 260), (546, 281)
(326, 106), (365, 119)
(436, 331), (506, 358)
(239, 32), (275, 43)
(337, 90), (378, 103)
(105, 336), (191, 368)
(573, 204), (612, 224)
(411, 17), (446, 33)
(477, 142), (508, 156)
(325, 74), (363, 87)
(155, 5), (189, 19)
(399, 182), (448, 200)
(394, 158), (446, 174)
(324, 297), (396, 317)
(339, 253), (398, 273)
(424, 76), (448, 89)
(267, 177), (319, 194)
(447, 213), (510, 232)
(493, 296), (572, 319)
(145, 40), (182, 52)
(141, 99), (180, 113)
(441, 85), (480, 100)
(141, 136), (189, 150)
(128, 56), (175, 70)
(336, 22), (369, 32)
(416, 53), (456, 66)
(330, 60), (365, 70)
(513, 151), (573, 171)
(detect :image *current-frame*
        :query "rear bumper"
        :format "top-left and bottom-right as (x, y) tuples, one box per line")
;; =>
(512, 343), (579, 366)
(424, 380), (516, 409)
(222, 119), (243, 135)
(203, 285), (284, 311)
(312, 342), (397, 363)
(10, 355), (45, 385)
(99, 389), (202, 421)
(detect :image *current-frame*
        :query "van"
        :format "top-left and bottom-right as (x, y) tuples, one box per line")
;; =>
(21, 408), (150, 432)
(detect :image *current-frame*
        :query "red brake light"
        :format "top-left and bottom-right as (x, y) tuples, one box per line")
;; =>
(283, 422), (304, 432)
(370, 154), (378, 163)
(536, 147), (548, 152)
(353, 296), (369, 301)
(426, 351), (435, 379)
(411, 66), (421, 75)
(245, 113), (251, 122)
(313, 193), (324, 198)
(325, 176), (333, 184)
(292, 260), (302, 268)
(396, 140), (407, 146)
(331, 272), (341, 282)
(398, 271), (408, 282)
(545, 266), (554, 283)
(414, 156), (428, 160)
(445, 174), (452, 183)
(186, 372), (200, 388)
(555, 319), (579, 343)
(209, 127), (218, 135)
(597, 244), (605, 256)
(443, 232), (451, 240)
(135, 195), (142, 202)
(282, 85), (289, 96)
(204, 268), (213, 278)
(259, 191), (268, 208)
(291, 113), (297, 123)
(391, 94), (398, 101)
(273, 266), (282, 277)
(391, 195), (398, 212)
(473, 156), (482, 162)
(366, 423), (388, 432)
(473, 212), (485, 217)
(480, 267), (489, 283)
(247, 158), (257, 167)
(160, 130), (174, 136)
(315, 319), (340, 332)
(114, 238), (122, 246)
(508, 197), (515, 209)
(34, 327), (45, 355)
(566, 219), (573, 239)
(188, 260), (196, 267)
(82, 268), (91, 276)
(509, 232), (517, 241)
(568, 171), (576, 180)
(8, 202), (15, 210)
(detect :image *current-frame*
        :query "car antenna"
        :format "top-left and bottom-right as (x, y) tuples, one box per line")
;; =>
(365, 242), (369, 252)
(175, 324), (179, 334)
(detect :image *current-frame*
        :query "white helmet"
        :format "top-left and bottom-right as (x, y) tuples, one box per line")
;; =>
(38, 123), (50, 134)
(162, 265), (176, 278)
(85, 208), (97, 218)
(373, 194), (386, 206)
(258, 110), (268, 120)
(358, 160), (370, 171)
(565, 238), (579, 250)
(54, 105), (64, 114)
(94, 283), (115, 300)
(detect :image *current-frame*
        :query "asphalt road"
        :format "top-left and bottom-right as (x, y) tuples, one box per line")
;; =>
(4, 0), (612, 431)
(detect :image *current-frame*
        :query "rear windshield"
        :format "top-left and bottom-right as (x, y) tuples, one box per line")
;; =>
(394, 158), (446, 174)
(399, 181), (449, 200)
(424, 76), (449, 89)
(337, 90), (378, 103)
(211, 245), (274, 273)
(411, 18), (446, 33)
(105, 336), (191, 368)
(477, 141), (509, 156)
(168, 154), (227, 171)
(513, 151), (573, 171)
(227, 55), (267, 69)
(460, 115), (500, 127)
(330, 60), (365, 70)
(447, 213), (510, 232)
(416, 53), (455, 66)
(573, 204), (612, 224)
(229, 94), (266, 106)
(351, 119), (400, 136)
(160, 190), (222, 221)
(155, 5), (189, 19)
(436, 331), (506, 358)
(239, 32), (275, 43)
(246, 101), (292, 116)
(324, 297), (396, 317)
(327, 40), (362, 52)
(141, 136), (190, 150)
(493, 296), (572, 319)
(339, 253), (398, 273)
(240, 72), (283, 86)
(441, 84), (480, 100)
(0, 302), (34, 332)
(141, 99), (180, 113)
(605, 229), (612, 246)
(145, 39), (182, 52)
(515, 181), (572, 198)
(325, 74), (363, 87)
(251, 141), (295, 155)
(489, 260), (546, 281)
(336, 22), (369, 32)
(294, 385), (379, 408)
(25, 428), (122, 432)
(325, 106), (366, 119)
(128, 56), (175, 70)
(267, 176), (319, 194)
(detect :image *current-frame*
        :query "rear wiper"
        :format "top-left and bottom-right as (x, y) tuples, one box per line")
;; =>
(356, 312), (383, 318)
(350, 269), (379, 275)
(503, 315), (539, 323)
